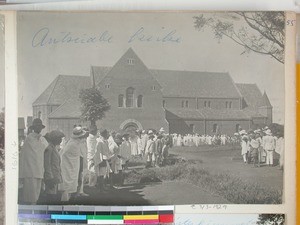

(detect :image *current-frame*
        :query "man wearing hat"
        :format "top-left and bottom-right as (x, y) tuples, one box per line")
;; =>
(19, 118), (47, 204)
(59, 126), (87, 201)
(262, 129), (276, 166)
(145, 130), (155, 168)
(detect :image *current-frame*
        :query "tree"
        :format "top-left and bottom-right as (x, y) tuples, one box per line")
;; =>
(257, 214), (285, 225)
(79, 88), (110, 126)
(194, 12), (285, 64)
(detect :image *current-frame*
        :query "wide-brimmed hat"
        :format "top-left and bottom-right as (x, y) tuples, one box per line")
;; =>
(239, 130), (247, 135)
(148, 130), (154, 135)
(263, 126), (269, 131)
(71, 127), (87, 139)
(30, 118), (45, 129)
(265, 129), (272, 136)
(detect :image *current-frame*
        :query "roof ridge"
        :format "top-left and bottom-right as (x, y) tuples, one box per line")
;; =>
(46, 75), (61, 104)
(149, 68), (229, 75)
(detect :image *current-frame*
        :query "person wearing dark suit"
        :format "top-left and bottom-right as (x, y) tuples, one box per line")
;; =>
(44, 130), (64, 203)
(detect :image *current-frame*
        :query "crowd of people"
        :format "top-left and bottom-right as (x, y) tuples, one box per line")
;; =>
(239, 127), (284, 169)
(18, 118), (284, 205)
(171, 133), (239, 147)
(18, 119), (172, 205)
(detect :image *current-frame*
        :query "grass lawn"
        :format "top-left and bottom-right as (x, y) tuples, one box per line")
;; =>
(125, 145), (283, 204)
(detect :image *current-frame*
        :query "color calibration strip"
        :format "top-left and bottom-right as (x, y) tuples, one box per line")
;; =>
(18, 205), (174, 224)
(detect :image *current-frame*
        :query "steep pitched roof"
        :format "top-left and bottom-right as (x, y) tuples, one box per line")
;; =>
(151, 70), (242, 98)
(48, 98), (82, 119)
(96, 48), (162, 89)
(166, 108), (251, 120)
(91, 68), (242, 99)
(33, 75), (91, 106)
(258, 91), (272, 108)
(235, 83), (263, 110)
(90, 66), (111, 85)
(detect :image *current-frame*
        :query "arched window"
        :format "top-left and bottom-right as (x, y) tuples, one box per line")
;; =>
(118, 94), (124, 107)
(208, 101), (211, 108)
(185, 100), (189, 108)
(126, 87), (134, 108)
(204, 101), (207, 107)
(162, 100), (166, 108)
(137, 95), (143, 108)
(181, 100), (185, 108)
(229, 102), (232, 108)
(38, 111), (41, 119)
(213, 124), (218, 133)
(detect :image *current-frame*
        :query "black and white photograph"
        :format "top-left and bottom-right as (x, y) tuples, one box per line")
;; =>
(17, 11), (285, 205)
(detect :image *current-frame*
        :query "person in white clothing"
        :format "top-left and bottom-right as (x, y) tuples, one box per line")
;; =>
(93, 129), (113, 191)
(145, 131), (155, 168)
(129, 134), (139, 156)
(120, 134), (131, 170)
(240, 130), (249, 163)
(262, 129), (276, 166)
(59, 127), (87, 202)
(137, 131), (143, 157)
(86, 125), (98, 187)
(275, 132), (284, 170)
(19, 118), (47, 204)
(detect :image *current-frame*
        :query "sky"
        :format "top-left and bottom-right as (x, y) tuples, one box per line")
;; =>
(17, 12), (285, 123)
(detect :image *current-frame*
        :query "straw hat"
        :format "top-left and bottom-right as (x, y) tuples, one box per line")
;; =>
(265, 129), (272, 136)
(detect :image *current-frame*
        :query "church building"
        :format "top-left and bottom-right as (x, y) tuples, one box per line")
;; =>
(32, 48), (272, 138)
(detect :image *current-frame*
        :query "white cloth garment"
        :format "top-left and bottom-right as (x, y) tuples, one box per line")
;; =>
(59, 138), (82, 194)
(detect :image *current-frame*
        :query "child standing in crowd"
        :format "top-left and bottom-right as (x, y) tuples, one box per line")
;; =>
(43, 130), (65, 203)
